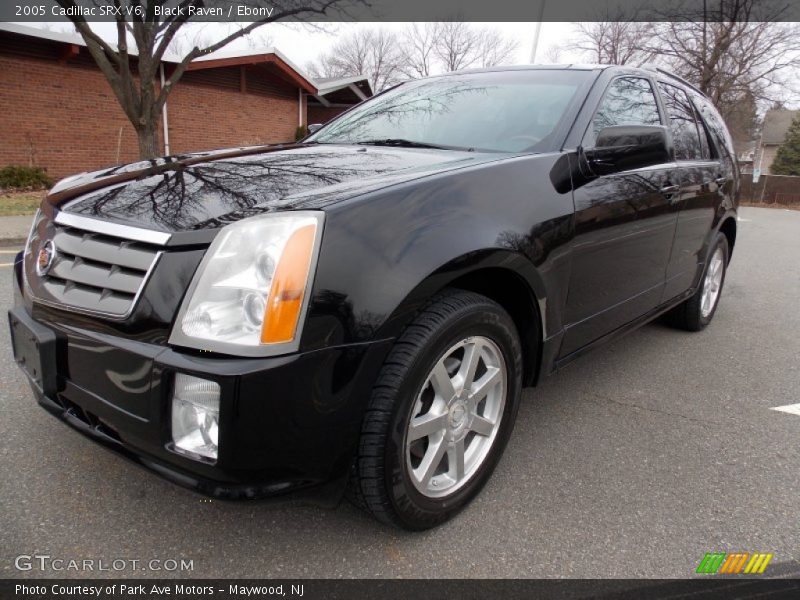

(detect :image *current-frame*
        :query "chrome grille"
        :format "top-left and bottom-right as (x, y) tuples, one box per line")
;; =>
(24, 211), (163, 319)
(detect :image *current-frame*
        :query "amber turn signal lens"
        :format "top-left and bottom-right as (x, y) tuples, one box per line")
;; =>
(260, 224), (316, 344)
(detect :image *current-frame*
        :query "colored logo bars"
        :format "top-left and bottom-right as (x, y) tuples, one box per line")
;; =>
(696, 552), (773, 574)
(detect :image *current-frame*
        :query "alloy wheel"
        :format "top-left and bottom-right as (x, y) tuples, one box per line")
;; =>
(405, 336), (507, 498)
(701, 247), (725, 318)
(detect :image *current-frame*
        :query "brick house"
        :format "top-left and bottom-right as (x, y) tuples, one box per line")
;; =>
(0, 23), (371, 179)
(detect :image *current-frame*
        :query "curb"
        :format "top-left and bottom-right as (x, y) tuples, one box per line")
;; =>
(0, 238), (27, 247)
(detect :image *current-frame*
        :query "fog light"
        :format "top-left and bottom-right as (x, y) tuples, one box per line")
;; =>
(171, 373), (220, 461)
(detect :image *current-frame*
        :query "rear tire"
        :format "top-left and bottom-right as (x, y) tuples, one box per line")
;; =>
(347, 288), (523, 530)
(667, 232), (729, 332)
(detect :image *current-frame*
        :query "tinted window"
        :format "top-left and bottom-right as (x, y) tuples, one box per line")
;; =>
(695, 109), (712, 160)
(691, 92), (735, 161)
(659, 83), (703, 160)
(589, 77), (661, 145)
(309, 70), (589, 153)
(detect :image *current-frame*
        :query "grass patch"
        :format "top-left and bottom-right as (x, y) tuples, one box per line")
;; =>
(0, 190), (46, 216)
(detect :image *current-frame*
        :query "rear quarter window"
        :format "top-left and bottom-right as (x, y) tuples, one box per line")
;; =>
(690, 92), (736, 161)
(659, 83), (704, 160)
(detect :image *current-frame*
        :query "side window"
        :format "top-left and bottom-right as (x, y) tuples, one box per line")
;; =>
(695, 109), (712, 160)
(658, 83), (703, 160)
(692, 93), (735, 162)
(589, 77), (661, 145)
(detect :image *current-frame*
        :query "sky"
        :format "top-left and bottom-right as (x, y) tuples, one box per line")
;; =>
(23, 20), (583, 70)
(263, 22), (581, 67)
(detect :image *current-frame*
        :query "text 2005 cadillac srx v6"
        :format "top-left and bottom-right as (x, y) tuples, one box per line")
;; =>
(10, 65), (738, 529)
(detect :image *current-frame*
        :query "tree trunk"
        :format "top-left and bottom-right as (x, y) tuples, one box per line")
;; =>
(136, 120), (161, 160)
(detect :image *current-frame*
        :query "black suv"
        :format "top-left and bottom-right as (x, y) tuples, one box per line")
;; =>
(10, 65), (738, 530)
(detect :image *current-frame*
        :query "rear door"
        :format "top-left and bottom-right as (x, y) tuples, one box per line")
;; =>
(561, 75), (679, 356)
(658, 82), (724, 300)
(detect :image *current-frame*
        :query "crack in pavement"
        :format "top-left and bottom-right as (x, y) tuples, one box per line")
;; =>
(581, 389), (732, 430)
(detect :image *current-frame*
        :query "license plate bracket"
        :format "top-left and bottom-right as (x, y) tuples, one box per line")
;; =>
(8, 309), (58, 397)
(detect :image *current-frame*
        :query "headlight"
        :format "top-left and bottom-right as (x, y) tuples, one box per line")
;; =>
(169, 212), (323, 356)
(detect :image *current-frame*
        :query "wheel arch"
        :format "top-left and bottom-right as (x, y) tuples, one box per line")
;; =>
(375, 249), (547, 388)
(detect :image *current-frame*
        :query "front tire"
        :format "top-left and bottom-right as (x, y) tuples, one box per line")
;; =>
(348, 289), (523, 530)
(667, 232), (729, 331)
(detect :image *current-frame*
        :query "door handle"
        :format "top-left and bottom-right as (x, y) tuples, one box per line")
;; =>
(660, 184), (680, 199)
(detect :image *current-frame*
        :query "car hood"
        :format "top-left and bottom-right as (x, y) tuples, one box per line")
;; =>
(49, 144), (502, 233)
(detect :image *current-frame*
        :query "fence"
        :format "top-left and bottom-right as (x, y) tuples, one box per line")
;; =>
(739, 173), (800, 206)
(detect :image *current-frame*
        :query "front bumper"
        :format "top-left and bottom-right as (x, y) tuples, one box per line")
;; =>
(9, 302), (392, 503)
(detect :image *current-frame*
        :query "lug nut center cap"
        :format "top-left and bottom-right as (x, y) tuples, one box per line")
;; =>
(449, 402), (467, 429)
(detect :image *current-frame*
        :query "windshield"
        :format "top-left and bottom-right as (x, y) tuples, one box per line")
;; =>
(307, 70), (589, 153)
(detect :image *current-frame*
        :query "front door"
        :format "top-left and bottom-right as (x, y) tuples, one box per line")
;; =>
(561, 76), (679, 357)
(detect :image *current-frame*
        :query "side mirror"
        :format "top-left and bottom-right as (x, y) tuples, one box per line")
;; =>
(583, 125), (671, 176)
(307, 123), (323, 135)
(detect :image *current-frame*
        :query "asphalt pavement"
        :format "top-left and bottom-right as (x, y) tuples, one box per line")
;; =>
(0, 215), (34, 245)
(1, 206), (798, 579)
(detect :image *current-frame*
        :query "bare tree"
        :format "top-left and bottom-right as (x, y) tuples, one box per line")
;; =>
(542, 45), (563, 64)
(312, 23), (519, 85)
(398, 23), (439, 78)
(366, 29), (405, 91)
(243, 30), (275, 51)
(429, 23), (518, 73)
(165, 25), (214, 57)
(568, 1), (800, 146)
(169, 25), (272, 55)
(308, 28), (403, 92)
(475, 28), (519, 68)
(569, 21), (656, 66)
(433, 21), (483, 72)
(724, 87), (759, 150)
(646, 1), (800, 118)
(54, 0), (356, 159)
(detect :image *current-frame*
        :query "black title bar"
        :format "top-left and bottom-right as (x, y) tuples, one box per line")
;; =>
(3, 0), (800, 22)
(4, 577), (800, 600)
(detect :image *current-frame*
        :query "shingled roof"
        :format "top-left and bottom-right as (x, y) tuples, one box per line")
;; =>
(762, 108), (800, 145)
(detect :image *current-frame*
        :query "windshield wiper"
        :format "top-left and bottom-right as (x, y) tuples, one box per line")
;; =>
(356, 138), (451, 150)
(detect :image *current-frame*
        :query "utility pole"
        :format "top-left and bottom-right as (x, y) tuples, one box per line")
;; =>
(529, 0), (547, 63)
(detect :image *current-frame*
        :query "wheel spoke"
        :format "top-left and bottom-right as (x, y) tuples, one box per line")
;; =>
(468, 367), (502, 403)
(408, 412), (448, 442)
(430, 361), (456, 400)
(457, 341), (482, 394)
(415, 437), (447, 486)
(470, 414), (495, 437)
(448, 438), (465, 481)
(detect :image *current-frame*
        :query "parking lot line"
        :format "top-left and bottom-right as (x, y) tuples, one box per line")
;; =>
(771, 403), (800, 417)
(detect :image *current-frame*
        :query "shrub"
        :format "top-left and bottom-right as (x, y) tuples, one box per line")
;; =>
(0, 165), (53, 191)
(771, 116), (800, 176)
